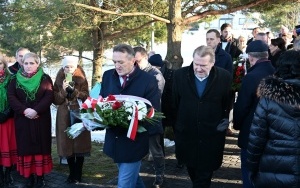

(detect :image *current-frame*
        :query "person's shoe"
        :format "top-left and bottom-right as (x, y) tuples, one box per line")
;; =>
(4, 167), (14, 186)
(35, 175), (45, 188)
(25, 174), (35, 188)
(66, 175), (76, 184)
(152, 175), (163, 188)
(0, 168), (4, 187)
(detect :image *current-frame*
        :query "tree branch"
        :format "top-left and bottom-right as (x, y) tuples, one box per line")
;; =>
(182, 0), (217, 17)
(73, 3), (170, 23)
(105, 20), (156, 40)
(183, 0), (269, 25)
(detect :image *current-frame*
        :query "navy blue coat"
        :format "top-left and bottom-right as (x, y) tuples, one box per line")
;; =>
(172, 65), (232, 171)
(233, 59), (275, 149)
(100, 66), (160, 163)
(215, 46), (233, 74)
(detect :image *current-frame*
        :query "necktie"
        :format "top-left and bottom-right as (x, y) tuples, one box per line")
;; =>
(122, 76), (127, 88)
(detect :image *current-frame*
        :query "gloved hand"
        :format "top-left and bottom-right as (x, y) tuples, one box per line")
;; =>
(216, 118), (229, 132)
(66, 82), (75, 98)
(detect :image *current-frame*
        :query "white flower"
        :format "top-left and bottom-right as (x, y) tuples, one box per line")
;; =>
(127, 115), (132, 120)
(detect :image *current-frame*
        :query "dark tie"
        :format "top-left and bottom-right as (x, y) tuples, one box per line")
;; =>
(122, 76), (127, 88)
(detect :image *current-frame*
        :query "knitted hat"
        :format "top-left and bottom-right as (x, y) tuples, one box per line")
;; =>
(62, 56), (78, 68)
(148, 54), (163, 67)
(246, 40), (269, 53)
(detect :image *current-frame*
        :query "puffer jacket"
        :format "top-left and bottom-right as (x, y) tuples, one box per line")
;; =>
(247, 76), (300, 188)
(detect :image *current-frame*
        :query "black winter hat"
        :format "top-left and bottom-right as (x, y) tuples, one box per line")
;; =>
(148, 54), (163, 67)
(246, 40), (269, 53)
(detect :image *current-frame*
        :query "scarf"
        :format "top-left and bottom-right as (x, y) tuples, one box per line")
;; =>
(16, 68), (44, 101)
(0, 71), (10, 112)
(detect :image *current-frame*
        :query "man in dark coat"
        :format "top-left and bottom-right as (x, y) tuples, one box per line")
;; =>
(219, 23), (242, 59)
(134, 46), (165, 187)
(8, 47), (30, 74)
(172, 45), (232, 188)
(100, 44), (160, 188)
(206, 29), (233, 74)
(233, 40), (275, 188)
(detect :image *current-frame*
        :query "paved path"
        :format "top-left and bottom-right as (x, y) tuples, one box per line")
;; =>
(11, 134), (242, 188)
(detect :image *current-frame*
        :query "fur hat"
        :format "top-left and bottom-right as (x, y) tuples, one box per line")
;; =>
(246, 40), (269, 53)
(148, 54), (163, 67)
(62, 56), (78, 68)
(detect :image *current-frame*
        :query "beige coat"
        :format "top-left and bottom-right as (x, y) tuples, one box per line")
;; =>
(53, 66), (91, 157)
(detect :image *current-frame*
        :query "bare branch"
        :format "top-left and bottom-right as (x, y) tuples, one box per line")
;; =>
(73, 3), (170, 23)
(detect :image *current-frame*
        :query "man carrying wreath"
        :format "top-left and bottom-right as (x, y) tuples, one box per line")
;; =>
(100, 44), (161, 188)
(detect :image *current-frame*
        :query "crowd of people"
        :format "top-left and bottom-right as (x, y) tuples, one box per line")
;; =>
(0, 22), (300, 188)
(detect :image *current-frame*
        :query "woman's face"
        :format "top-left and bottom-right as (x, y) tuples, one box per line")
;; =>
(64, 65), (76, 74)
(23, 57), (39, 74)
(269, 44), (278, 54)
(0, 61), (5, 71)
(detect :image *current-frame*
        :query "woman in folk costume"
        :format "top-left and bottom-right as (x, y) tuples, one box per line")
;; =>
(53, 56), (91, 183)
(7, 52), (54, 188)
(0, 56), (17, 187)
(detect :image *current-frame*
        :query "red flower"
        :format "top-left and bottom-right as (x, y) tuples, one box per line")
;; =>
(112, 101), (122, 110)
(107, 95), (116, 101)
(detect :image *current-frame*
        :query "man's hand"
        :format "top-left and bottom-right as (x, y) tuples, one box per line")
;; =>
(216, 118), (229, 132)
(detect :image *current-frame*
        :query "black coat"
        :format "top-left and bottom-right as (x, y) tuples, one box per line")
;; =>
(172, 64), (232, 171)
(100, 66), (160, 163)
(215, 46), (233, 74)
(233, 59), (275, 149)
(247, 77), (300, 188)
(220, 37), (243, 59)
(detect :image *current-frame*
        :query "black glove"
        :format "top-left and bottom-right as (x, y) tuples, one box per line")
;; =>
(216, 118), (229, 132)
(66, 86), (75, 93)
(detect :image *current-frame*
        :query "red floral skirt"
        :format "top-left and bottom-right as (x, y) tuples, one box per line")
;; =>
(17, 155), (53, 178)
(0, 118), (18, 167)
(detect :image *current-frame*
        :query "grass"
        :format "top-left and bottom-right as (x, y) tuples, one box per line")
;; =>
(51, 139), (118, 184)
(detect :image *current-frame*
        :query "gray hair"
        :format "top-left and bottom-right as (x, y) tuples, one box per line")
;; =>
(248, 51), (269, 59)
(22, 52), (40, 65)
(193, 45), (215, 63)
(113, 44), (135, 59)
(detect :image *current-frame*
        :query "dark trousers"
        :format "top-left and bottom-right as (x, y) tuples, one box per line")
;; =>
(186, 167), (213, 188)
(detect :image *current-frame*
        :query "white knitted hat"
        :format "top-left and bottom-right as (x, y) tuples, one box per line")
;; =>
(62, 56), (78, 68)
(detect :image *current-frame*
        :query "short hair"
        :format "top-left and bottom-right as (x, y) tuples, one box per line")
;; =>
(294, 36), (300, 51)
(15, 47), (30, 57)
(275, 50), (300, 79)
(271, 38), (286, 51)
(133, 46), (148, 57)
(206, 29), (221, 38)
(220, 23), (232, 31)
(113, 44), (135, 59)
(193, 45), (215, 63)
(256, 32), (267, 38)
(22, 52), (40, 65)
(248, 52), (269, 59)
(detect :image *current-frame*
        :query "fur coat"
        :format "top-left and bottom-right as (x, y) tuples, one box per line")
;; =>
(53, 66), (91, 157)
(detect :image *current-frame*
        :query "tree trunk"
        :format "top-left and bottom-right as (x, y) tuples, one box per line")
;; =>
(78, 50), (83, 67)
(91, 26), (105, 86)
(166, 0), (184, 70)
